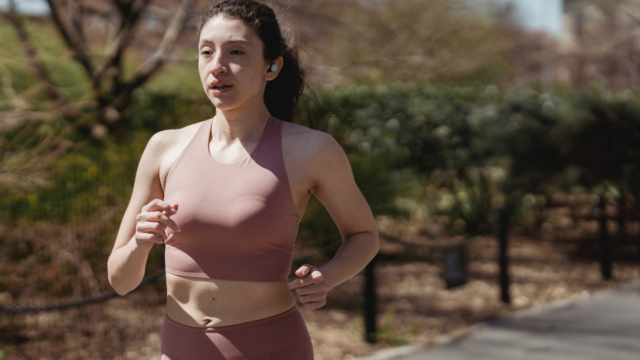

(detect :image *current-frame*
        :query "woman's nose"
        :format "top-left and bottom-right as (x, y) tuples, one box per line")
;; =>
(210, 53), (227, 74)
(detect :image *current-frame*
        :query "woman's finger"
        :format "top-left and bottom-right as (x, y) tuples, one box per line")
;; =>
(136, 232), (164, 244)
(138, 211), (181, 232)
(288, 275), (316, 290)
(142, 199), (177, 215)
(138, 221), (168, 240)
(295, 283), (326, 296)
(295, 264), (313, 277)
(298, 293), (326, 303)
(288, 266), (322, 290)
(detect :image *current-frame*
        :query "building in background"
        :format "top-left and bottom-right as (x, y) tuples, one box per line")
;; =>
(496, 0), (564, 38)
(471, 0), (564, 37)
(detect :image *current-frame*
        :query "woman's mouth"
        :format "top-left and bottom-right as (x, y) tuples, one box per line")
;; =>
(211, 85), (233, 93)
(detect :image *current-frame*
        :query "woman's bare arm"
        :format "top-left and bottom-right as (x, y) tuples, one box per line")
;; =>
(288, 132), (380, 309)
(107, 131), (179, 295)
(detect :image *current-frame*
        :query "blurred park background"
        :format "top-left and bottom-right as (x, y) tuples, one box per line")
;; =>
(1, 0), (640, 359)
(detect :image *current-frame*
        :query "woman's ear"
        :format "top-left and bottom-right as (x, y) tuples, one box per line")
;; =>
(265, 56), (284, 81)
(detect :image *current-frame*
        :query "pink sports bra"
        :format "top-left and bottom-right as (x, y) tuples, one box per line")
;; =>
(162, 115), (301, 282)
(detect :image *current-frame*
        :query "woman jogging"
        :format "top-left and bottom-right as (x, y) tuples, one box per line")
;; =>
(107, 0), (379, 358)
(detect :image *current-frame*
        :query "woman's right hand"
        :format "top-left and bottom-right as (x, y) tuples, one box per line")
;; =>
(134, 199), (181, 252)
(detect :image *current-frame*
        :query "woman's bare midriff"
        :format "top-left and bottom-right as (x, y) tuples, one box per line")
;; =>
(165, 272), (297, 328)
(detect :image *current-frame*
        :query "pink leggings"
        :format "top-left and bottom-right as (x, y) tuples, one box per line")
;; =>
(160, 306), (314, 360)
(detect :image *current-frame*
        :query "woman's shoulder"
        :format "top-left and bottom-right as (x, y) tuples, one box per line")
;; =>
(146, 120), (206, 191)
(281, 121), (340, 156)
(281, 120), (346, 173)
(150, 120), (205, 148)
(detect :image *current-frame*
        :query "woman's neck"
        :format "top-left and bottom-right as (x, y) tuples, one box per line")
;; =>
(211, 105), (272, 143)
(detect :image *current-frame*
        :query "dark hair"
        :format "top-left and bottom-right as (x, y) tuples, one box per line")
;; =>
(197, 0), (311, 125)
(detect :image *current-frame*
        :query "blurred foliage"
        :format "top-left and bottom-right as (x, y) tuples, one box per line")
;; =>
(494, 90), (640, 196)
(308, 82), (508, 234)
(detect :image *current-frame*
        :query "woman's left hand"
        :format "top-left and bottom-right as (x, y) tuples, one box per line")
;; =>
(287, 264), (329, 310)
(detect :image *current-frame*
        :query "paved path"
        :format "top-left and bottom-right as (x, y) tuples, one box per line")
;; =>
(357, 280), (640, 360)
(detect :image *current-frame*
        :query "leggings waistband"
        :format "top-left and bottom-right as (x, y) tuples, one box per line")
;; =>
(163, 305), (298, 333)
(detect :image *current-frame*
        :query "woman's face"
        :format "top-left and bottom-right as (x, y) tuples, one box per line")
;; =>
(197, 16), (272, 112)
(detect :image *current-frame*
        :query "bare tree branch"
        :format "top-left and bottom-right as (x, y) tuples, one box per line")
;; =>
(125, 0), (195, 91)
(2, 11), (67, 107)
(68, 0), (85, 44)
(93, 0), (152, 83)
(92, 27), (132, 81)
(44, 0), (94, 79)
(0, 63), (28, 109)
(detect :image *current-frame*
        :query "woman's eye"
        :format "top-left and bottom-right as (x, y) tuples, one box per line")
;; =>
(231, 50), (244, 55)
(201, 50), (212, 55)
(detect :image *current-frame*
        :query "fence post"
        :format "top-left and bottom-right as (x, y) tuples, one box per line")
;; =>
(617, 192), (626, 238)
(364, 255), (377, 343)
(498, 206), (511, 304)
(635, 191), (640, 265)
(599, 194), (612, 280)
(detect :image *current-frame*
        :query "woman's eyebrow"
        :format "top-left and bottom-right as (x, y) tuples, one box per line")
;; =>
(199, 39), (251, 47)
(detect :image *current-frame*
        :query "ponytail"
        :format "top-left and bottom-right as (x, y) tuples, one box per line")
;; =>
(264, 44), (303, 123)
